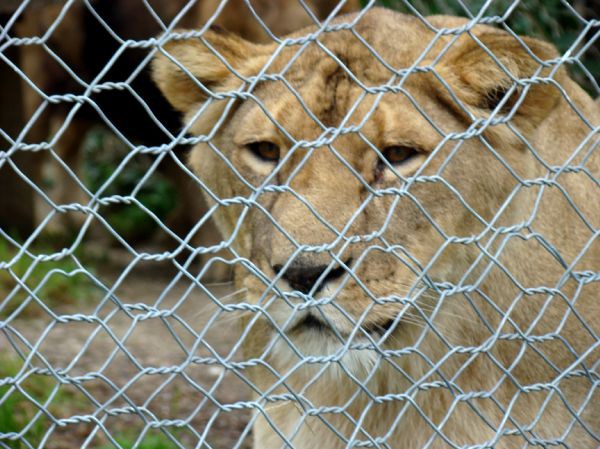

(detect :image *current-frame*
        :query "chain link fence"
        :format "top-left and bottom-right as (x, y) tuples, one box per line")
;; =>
(0, 1), (598, 448)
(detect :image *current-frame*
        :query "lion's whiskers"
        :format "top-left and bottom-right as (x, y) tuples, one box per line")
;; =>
(385, 282), (482, 330)
(199, 283), (479, 346)
(192, 287), (248, 320)
(401, 314), (466, 343)
(214, 309), (254, 325)
(410, 302), (481, 328)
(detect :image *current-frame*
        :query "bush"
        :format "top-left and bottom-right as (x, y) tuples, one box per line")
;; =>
(82, 128), (178, 242)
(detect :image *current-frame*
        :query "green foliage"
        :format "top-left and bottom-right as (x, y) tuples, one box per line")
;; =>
(0, 239), (98, 319)
(82, 128), (178, 241)
(361, 0), (599, 94)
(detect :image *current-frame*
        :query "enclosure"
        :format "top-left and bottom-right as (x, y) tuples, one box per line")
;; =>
(0, 1), (598, 448)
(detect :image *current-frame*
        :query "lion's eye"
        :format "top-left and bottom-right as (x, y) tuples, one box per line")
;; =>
(246, 141), (280, 162)
(381, 146), (418, 165)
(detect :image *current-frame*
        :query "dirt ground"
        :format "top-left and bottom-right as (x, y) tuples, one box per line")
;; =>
(1, 246), (254, 449)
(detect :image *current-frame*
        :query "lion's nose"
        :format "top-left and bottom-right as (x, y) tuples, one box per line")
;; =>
(273, 259), (352, 295)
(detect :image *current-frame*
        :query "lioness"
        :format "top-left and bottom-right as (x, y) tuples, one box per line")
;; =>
(152, 8), (599, 448)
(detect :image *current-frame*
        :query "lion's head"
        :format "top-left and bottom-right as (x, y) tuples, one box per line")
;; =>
(153, 8), (598, 447)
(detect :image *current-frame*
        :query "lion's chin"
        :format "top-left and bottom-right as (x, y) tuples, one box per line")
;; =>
(291, 313), (397, 337)
(267, 312), (394, 381)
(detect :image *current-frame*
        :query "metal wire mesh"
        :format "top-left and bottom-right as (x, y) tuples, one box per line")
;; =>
(0, 1), (598, 448)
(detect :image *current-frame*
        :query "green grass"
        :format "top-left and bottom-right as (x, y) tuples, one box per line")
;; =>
(0, 353), (182, 449)
(98, 432), (180, 449)
(0, 354), (79, 449)
(0, 239), (99, 319)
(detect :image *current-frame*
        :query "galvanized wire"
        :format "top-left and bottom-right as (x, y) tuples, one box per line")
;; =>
(0, 1), (598, 448)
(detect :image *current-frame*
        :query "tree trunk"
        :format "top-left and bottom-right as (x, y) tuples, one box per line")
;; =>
(0, 30), (38, 238)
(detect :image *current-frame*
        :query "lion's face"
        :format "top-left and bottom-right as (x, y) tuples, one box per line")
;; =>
(153, 9), (567, 374)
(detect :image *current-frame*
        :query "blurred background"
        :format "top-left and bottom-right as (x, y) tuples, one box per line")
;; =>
(0, 1), (598, 448)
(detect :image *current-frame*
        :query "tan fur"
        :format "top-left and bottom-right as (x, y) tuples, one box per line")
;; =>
(153, 8), (599, 448)
(197, 0), (359, 43)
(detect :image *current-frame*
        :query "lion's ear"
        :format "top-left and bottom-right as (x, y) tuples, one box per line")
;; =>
(436, 32), (565, 126)
(152, 29), (260, 113)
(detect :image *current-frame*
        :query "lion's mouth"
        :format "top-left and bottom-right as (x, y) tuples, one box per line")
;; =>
(292, 313), (397, 337)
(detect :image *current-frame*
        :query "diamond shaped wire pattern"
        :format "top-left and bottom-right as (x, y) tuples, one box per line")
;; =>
(0, 1), (598, 448)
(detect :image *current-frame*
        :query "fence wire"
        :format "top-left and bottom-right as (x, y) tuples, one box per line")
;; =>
(0, 1), (598, 448)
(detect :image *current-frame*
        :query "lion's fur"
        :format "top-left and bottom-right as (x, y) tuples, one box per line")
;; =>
(197, 0), (359, 44)
(153, 8), (599, 448)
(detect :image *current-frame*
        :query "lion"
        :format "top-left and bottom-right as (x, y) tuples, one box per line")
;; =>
(152, 8), (599, 448)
